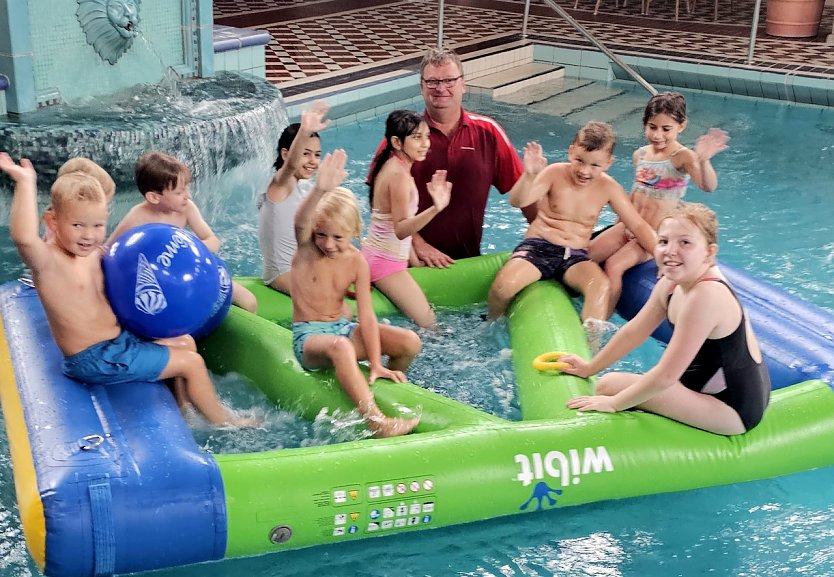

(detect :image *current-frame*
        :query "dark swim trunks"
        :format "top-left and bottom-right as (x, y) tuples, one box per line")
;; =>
(510, 238), (590, 282)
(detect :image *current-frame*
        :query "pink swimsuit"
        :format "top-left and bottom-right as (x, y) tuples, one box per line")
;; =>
(362, 182), (419, 283)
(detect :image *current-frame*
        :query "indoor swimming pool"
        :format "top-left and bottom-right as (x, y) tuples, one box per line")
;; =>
(1, 80), (833, 577)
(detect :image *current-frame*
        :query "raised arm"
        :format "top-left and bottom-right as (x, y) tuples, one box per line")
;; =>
(1, 154), (50, 270)
(184, 200), (221, 252)
(274, 100), (331, 192)
(392, 170), (451, 239)
(508, 142), (548, 208)
(680, 128), (729, 192)
(294, 149), (348, 246)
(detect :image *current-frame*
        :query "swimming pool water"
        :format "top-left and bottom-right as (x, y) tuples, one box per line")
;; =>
(1, 81), (833, 576)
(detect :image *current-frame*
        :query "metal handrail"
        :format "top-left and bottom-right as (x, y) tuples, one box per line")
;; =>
(536, 0), (657, 95)
(435, 0), (656, 96)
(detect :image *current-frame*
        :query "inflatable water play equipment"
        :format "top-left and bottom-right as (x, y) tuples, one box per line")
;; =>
(2, 253), (833, 577)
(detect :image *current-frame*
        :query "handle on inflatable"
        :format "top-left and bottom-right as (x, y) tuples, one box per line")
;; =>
(532, 351), (570, 372)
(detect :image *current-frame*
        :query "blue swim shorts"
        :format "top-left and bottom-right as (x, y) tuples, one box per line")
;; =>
(62, 330), (170, 385)
(292, 317), (358, 368)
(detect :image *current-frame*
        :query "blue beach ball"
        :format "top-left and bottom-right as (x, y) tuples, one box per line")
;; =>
(104, 224), (221, 339)
(190, 257), (233, 339)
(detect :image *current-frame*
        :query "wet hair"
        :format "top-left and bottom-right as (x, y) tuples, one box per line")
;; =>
(58, 157), (116, 202)
(659, 202), (718, 245)
(50, 172), (106, 216)
(572, 121), (616, 155)
(274, 123), (320, 170)
(643, 92), (687, 126)
(420, 47), (463, 78)
(135, 151), (191, 196)
(367, 110), (425, 204)
(315, 186), (362, 239)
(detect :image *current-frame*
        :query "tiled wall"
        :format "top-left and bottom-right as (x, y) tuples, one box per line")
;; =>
(463, 45), (534, 80)
(533, 44), (834, 106)
(0, 0), (213, 113)
(212, 25), (271, 78)
(279, 40), (834, 126)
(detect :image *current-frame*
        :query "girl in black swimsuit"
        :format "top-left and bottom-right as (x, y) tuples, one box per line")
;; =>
(559, 202), (770, 435)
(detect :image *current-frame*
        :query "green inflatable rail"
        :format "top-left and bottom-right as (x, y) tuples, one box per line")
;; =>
(198, 254), (834, 559)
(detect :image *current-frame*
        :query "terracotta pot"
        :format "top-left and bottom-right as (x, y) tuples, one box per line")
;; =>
(766, 0), (826, 38)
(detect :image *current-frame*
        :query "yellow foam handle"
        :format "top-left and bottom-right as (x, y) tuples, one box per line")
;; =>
(532, 351), (570, 372)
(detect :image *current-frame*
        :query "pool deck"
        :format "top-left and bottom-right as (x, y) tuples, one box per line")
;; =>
(213, 0), (834, 100)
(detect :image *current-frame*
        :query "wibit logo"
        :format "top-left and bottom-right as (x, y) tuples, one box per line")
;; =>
(514, 446), (614, 488)
(519, 482), (563, 512)
(134, 253), (167, 315)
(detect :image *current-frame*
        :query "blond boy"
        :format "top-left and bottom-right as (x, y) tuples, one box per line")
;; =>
(108, 151), (258, 314)
(0, 152), (248, 426)
(487, 122), (656, 345)
(292, 149), (420, 438)
(58, 157), (117, 202)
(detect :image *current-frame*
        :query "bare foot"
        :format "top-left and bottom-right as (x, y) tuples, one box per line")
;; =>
(367, 416), (419, 438)
(229, 417), (262, 428)
(222, 409), (263, 428)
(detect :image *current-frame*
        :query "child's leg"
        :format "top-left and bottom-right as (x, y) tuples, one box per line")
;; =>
(601, 240), (651, 319)
(374, 271), (436, 328)
(596, 373), (746, 435)
(562, 260), (611, 322)
(232, 281), (258, 314)
(487, 258), (542, 320)
(351, 324), (422, 372)
(302, 334), (418, 437)
(159, 347), (247, 426)
(155, 334), (198, 412)
(587, 222), (628, 263)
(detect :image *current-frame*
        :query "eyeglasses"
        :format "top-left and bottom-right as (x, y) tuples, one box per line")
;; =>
(421, 76), (462, 89)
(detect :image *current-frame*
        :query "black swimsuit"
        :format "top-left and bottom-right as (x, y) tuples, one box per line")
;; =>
(668, 278), (771, 431)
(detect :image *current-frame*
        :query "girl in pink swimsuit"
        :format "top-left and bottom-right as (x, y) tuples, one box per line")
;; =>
(362, 110), (451, 328)
(589, 92), (730, 319)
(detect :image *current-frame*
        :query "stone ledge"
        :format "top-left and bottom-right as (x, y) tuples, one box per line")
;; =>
(213, 24), (272, 53)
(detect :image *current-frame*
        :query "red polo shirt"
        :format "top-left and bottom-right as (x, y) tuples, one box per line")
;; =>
(413, 109), (522, 259)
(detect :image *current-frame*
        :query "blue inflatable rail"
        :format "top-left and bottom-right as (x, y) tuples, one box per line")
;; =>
(0, 282), (226, 577)
(618, 260), (834, 389)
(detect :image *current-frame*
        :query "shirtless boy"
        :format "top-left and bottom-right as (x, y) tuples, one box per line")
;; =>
(487, 122), (656, 347)
(1, 152), (248, 426)
(291, 149), (421, 438)
(108, 151), (257, 314)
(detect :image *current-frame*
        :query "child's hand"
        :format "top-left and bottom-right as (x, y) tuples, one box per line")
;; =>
(315, 149), (348, 191)
(301, 99), (331, 133)
(0, 153), (36, 186)
(695, 128), (729, 161)
(556, 353), (594, 378)
(522, 142), (547, 177)
(566, 395), (618, 413)
(426, 170), (452, 212)
(369, 364), (406, 384)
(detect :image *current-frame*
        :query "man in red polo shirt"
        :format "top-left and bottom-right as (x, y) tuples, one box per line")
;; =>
(408, 48), (536, 267)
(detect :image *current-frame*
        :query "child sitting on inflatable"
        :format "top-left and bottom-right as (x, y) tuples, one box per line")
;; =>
(108, 151), (258, 314)
(561, 203), (770, 434)
(486, 121), (655, 351)
(291, 149), (421, 438)
(0, 152), (251, 427)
